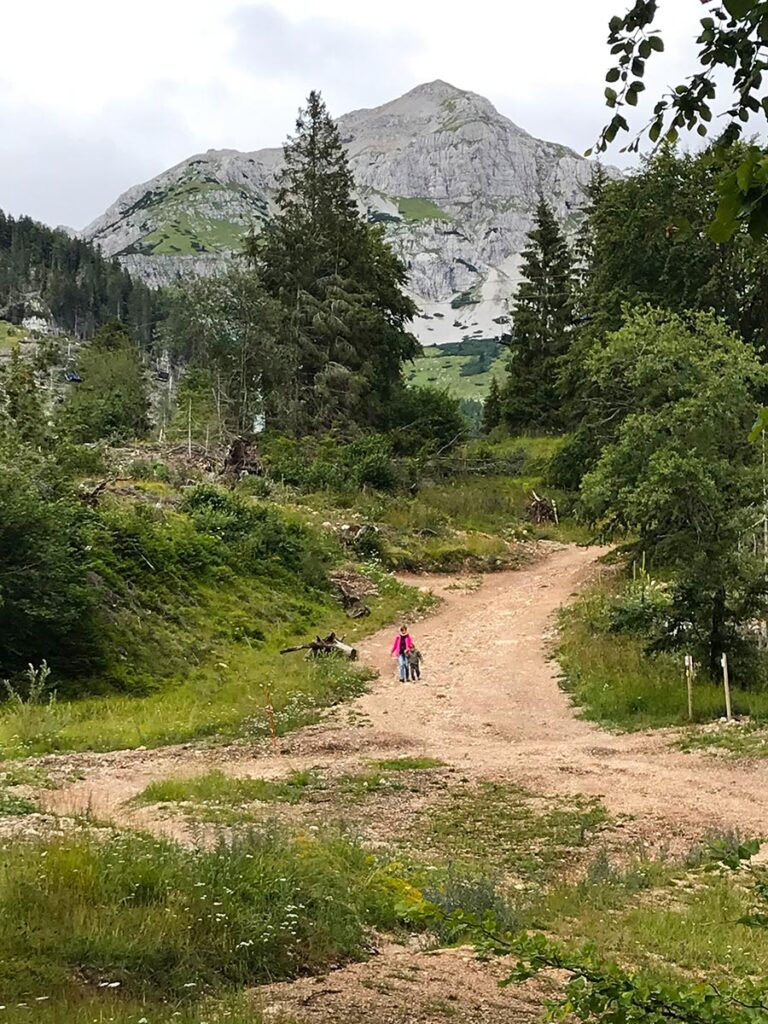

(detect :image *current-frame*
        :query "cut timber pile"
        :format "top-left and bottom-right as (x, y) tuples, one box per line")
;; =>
(222, 436), (263, 478)
(329, 569), (379, 619)
(528, 490), (558, 525)
(279, 631), (358, 660)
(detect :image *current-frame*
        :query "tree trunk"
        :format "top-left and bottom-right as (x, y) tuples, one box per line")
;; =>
(709, 586), (727, 680)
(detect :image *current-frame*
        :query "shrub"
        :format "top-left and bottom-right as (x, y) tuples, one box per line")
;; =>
(262, 434), (401, 493)
(53, 441), (108, 477)
(59, 332), (149, 444)
(0, 459), (102, 679)
(180, 485), (332, 582)
(388, 385), (465, 457)
(126, 458), (173, 482)
(607, 572), (673, 636)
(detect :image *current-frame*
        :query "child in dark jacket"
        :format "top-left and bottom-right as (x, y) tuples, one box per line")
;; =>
(407, 645), (424, 682)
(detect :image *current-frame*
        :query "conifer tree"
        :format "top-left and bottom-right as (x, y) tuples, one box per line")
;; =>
(500, 200), (576, 431)
(482, 376), (502, 434)
(250, 90), (418, 432)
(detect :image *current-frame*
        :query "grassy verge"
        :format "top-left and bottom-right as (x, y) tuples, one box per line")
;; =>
(134, 768), (318, 807)
(0, 564), (431, 759)
(0, 826), (413, 1021)
(421, 782), (609, 883)
(678, 721), (768, 758)
(526, 837), (768, 991)
(557, 584), (768, 730)
(2, 769), (765, 1021)
(133, 758), (448, 824)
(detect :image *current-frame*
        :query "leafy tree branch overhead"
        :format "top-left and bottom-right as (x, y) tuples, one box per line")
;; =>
(595, 1), (768, 240)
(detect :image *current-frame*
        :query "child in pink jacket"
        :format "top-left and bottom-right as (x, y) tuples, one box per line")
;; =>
(391, 624), (413, 682)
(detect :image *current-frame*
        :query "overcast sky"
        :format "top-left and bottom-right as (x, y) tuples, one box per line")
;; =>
(0, 1), (717, 230)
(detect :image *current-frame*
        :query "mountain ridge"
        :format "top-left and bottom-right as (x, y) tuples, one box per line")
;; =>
(83, 81), (613, 344)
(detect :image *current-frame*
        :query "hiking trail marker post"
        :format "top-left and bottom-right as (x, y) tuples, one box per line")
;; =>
(721, 653), (733, 722)
(684, 654), (694, 721)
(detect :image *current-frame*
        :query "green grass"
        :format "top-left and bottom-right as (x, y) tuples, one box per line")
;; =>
(558, 585), (768, 730)
(283, 443), (581, 571)
(0, 535), (429, 759)
(0, 764), (59, 788)
(0, 648), (365, 759)
(135, 759), (447, 824)
(139, 216), (245, 255)
(124, 181), (262, 256)
(423, 782), (609, 882)
(385, 528), (519, 572)
(398, 197), (453, 222)
(338, 769), (404, 799)
(0, 991), (265, 1024)
(0, 790), (37, 815)
(406, 344), (506, 401)
(371, 756), (445, 771)
(0, 826), (410, 1017)
(678, 722), (768, 758)
(553, 861), (768, 982)
(0, 320), (24, 348)
(135, 768), (317, 807)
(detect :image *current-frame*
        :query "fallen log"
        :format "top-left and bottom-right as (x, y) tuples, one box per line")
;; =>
(280, 631), (358, 660)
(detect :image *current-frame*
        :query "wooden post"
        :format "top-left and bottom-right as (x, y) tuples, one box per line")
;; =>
(684, 654), (694, 721)
(721, 653), (733, 722)
(265, 690), (277, 746)
(187, 397), (193, 458)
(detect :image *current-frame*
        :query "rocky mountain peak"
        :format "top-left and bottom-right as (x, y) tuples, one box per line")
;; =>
(83, 82), (614, 345)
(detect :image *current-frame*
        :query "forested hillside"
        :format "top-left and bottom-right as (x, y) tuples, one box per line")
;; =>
(0, 210), (161, 344)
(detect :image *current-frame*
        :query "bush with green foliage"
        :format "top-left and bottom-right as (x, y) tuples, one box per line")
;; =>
(179, 485), (332, 583)
(59, 320), (149, 443)
(388, 384), (465, 456)
(1, 347), (46, 445)
(579, 306), (767, 675)
(262, 433), (404, 493)
(0, 449), (102, 679)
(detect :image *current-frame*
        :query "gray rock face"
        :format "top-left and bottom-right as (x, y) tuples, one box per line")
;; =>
(83, 81), (612, 344)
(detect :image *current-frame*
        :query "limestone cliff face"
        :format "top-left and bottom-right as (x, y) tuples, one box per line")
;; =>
(83, 81), (611, 344)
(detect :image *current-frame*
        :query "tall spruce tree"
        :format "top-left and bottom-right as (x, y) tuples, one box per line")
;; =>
(482, 376), (502, 434)
(500, 200), (576, 431)
(249, 90), (418, 433)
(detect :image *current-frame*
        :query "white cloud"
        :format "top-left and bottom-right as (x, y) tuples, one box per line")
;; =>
(0, 0), (755, 228)
(231, 5), (420, 101)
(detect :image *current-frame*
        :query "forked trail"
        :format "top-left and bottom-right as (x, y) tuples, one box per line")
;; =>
(42, 543), (768, 845)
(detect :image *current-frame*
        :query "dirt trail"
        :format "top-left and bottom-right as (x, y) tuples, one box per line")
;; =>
(41, 542), (768, 842)
(35, 542), (768, 1023)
